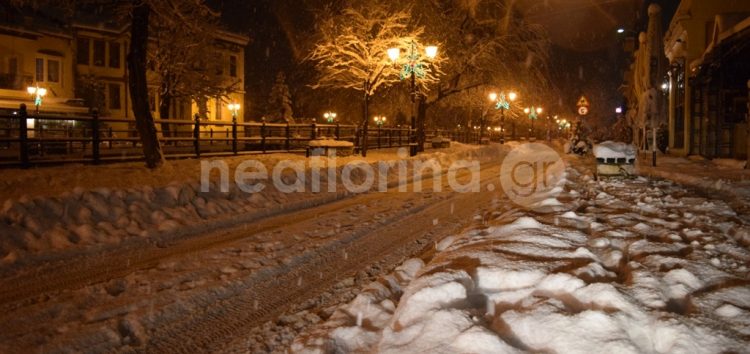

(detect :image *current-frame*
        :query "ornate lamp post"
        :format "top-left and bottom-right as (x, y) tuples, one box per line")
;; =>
(373, 115), (387, 127)
(228, 103), (240, 153)
(490, 91), (517, 143)
(388, 41), (438, 156)
(523, 106), (542, 139)
(323, 111), (337, 123)
(27, 85), (47, 114)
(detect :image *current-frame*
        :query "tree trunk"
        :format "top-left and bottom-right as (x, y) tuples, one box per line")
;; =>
(128, 2), (164, 168)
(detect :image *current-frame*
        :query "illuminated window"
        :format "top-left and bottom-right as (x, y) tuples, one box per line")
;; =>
(47, 59), (60, 82)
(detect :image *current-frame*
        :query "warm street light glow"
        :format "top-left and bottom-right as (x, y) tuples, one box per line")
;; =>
(536, 107), (543, 114)
(425, 45), (438, 59)
(387, 47), (400, 62)
(27, 86), (36, 94)
(374, 115), (387, 126)
(615, 107), (623, 114)
(489, 92), (497, 101)
(323, 111), (337, 123)
(524, 107), (530, 114)
(508, 92), (517, 101)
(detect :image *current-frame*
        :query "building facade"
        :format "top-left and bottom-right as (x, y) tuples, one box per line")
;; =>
(664, 0), (750, 159)
(0, 17), (248, 125)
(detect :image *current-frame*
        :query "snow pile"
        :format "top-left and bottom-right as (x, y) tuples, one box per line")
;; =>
(0, 144), (505, 265)
(293, 165), (750, 353)
(593, 141), (636, 160)
(290, 258), (424, 353)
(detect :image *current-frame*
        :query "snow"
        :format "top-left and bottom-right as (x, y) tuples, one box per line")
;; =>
(293, 158), (750, 353)
(593, 141), (636, 160)
(307, 139), (354, 147)
(0, 144), (502, 264)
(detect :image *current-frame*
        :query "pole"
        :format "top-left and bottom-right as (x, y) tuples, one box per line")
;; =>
(193, 113), (200, 157)
(410, 72), (417, 156)
(500, 109), (505, 144)
(362, 80), (369, 157)
(19, 104), (29, 168)
(231, 112), (238, 154)
(92, 108), (100, 164)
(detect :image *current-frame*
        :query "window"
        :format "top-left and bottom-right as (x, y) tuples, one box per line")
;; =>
(229, 55), (237, 77)
(76, 38), (89, 65)
(93, 40), (105, 66)
(109, 42), (120, 68)
(35, 58), (44, 82)
(109, 83), (121, 110)
(47, 59), (60, 82)
(215, 54), (224, 75)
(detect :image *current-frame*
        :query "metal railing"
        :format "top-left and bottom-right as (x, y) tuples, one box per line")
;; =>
(0, 104), (498, 168)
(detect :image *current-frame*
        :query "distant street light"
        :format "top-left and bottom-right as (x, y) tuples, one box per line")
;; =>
(615, 107), (623, 114)
(388, 40), (438, 156)
(373, 115), (387, 127)
(27, 85), (47, 114)
(323, 111), (337, 123)
(490, 91), (517, 144)
(617, 28), (625, 33)
(524, 106), (542, 139)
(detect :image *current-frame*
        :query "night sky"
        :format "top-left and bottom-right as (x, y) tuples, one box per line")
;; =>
(211, 0), (680, 126)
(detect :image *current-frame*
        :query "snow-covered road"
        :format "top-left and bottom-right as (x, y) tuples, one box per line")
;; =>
(2, 143), (749, 353)
(0, 149), (508, 353)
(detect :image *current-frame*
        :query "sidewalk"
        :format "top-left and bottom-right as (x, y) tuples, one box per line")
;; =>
(637, 153), (750, 206)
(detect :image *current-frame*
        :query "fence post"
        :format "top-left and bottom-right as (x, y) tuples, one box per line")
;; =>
(108, 127), (113, 149)
(193, 113), (200, 157)
(377, 126), (381, 149)
(210, 128), (214, 145)
(18, 104), (29, 168)
(335, 123), (340, 140)
(91, 108), (100, 165)
(232, 115), (238, 155)
(285, 122), (291, 151)
(311, 121), (317, 140)
(261, 119), (267, 153)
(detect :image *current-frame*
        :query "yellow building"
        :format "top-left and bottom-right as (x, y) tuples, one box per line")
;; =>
(0, 23), (84, 114)
(1, 18), (248, 127)
(664, 0), (750, 157)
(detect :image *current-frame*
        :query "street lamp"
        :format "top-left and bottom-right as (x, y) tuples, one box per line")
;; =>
(524, 106), (542, 139)
(323, 111), (337, 123)
(228, 103), (241, 121)
(490, 91), (517, 144)
(388, 40), (438, 156)
(27, 85), (47, 114)
(373, 115), (387, 127)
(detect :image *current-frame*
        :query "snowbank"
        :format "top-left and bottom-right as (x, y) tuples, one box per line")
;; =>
(0, 144), (505, 266)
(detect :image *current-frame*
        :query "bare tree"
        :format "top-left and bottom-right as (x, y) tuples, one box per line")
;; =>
(149, 0), (241, 134)
(414, 0), (553, 129)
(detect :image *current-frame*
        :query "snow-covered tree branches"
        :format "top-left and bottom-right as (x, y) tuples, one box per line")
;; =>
(307, 4), (442, 97)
